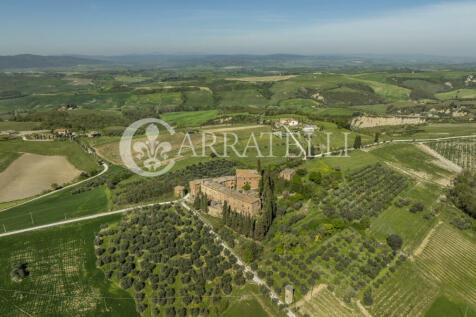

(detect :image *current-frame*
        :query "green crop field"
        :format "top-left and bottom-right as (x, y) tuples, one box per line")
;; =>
(436, 89), (476, 100)
(0, 184), (109, 232)
(410, 123), (476, 139)
(0, 215), (138, 317)
(0, 138), (99, 173)
(279, 98), (320, 108)
(350, 77), (411, 102)
(0, 121), (41, 131)
(161, 110), (219, 127)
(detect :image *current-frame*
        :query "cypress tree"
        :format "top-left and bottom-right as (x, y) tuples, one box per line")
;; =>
(353, 135), (362, 149)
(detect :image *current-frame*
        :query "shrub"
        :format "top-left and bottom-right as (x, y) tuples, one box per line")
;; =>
(410, 202), (424, 213)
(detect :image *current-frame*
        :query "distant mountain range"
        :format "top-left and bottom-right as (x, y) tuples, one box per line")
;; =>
(0, 54), (105, 70)
(1, 53), (476, 70)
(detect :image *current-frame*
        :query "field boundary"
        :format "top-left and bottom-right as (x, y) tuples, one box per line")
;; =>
(0, 198), (173, 238)
(0, 162), (108, 213)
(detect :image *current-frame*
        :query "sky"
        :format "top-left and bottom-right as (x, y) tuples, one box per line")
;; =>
(1, 0), (476, 56)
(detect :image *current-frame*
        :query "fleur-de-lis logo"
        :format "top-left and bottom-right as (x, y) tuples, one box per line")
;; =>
(133, 124), (172, 171)
(120, 118), (175, 177)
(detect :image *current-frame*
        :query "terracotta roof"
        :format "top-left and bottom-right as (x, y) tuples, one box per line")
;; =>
(203, 181), (260, 204)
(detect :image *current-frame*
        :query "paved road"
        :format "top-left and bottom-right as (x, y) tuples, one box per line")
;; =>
(0, 199), (175, 238)
(0, 162), (109, 213)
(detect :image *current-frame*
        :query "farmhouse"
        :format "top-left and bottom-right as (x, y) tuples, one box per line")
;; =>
(53, 128), (70, 136)
(189, 170), (261, 217)
(279, 118), (299, 126)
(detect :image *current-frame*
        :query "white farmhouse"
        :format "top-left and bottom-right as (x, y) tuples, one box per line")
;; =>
(279, 118), (299, 126)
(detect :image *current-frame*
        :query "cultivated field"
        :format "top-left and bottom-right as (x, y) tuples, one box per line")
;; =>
(427, 138), (476, 170)
(0, 153), (80, 202)
(0, 215), (138, 317)
(297, 286), (363, 317)
(371, 223), (476, 317)
(0, 181), (109, 232)
(414, 223), (476, 306)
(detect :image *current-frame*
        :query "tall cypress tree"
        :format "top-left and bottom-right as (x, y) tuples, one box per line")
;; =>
(353, 135), (362, 149)
(222, 201), (228, 224)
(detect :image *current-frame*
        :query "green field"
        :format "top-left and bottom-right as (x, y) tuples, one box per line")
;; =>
(425, 296), (476, 317)
(371, 143), (452, 179)
(0, 138), (99, 173)
(436, 89), (476, 100)
(370, 182), (440, 252)
(161, 110), (219, 127)
(0, 152), (20, 173)
(0, 215), (138, 316)
(411, 123), (476, 139)
(0, 121), (41, 131)
(0, 184), (109, 232)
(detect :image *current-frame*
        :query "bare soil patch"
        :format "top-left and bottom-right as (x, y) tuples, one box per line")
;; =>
(352, 116), (425, 128)
(412, 221), (442, 258)
(202, 125), (265, 133)
(0, 153), (80, 202)
(417, 143), (462, 174)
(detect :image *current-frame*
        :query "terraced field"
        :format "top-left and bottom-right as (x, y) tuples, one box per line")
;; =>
(427, 138), (476, 170)
(298, 287), (363, 317)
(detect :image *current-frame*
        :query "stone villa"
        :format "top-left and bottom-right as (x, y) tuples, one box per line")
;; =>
(189, 169), (261, 217)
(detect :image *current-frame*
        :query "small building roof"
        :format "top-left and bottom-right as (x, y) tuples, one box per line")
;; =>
(236, 169), (260, 178)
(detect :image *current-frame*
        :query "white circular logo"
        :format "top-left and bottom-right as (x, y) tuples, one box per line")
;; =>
(120, 118), (175, 177)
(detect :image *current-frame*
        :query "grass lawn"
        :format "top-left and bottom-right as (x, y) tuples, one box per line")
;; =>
(221, 284), (286, 317)
(370, 182), (440, 252)
(0, 138), (99, 173)
(0, 215), (137, 317)
(321, 150), (381, 172)
(0, 185), (109, 232)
